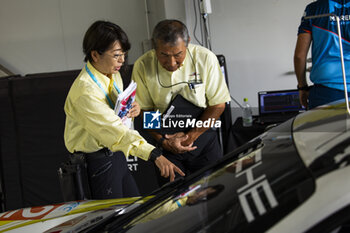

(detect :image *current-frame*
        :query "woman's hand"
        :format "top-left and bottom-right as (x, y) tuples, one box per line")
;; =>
(154, 155), (185, 182)
(127, 101), (141, 118)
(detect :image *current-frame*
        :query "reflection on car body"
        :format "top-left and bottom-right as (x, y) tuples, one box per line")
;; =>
(100, 119), (315, 232)
(101, 101), (349, 233)
(2, 101), (350, 233)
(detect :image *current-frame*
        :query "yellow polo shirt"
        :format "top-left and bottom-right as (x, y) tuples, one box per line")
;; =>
(64, 61), (154, 160)
(132, 44), (231, 113)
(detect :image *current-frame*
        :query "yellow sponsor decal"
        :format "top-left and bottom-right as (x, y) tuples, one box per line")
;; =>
(0, 196), (153, 232)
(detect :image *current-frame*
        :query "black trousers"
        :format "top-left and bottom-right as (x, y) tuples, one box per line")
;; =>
(308, 84), (350, 109)
(85, 149), (139, 199)
(157, 130), (223, 186)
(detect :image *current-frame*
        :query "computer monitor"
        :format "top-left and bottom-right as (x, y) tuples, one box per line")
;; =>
(258, 89), (305, 123)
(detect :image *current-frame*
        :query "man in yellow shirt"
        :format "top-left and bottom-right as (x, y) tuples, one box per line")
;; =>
(132, 20), (230, 184)
(64, 20), (184, 199)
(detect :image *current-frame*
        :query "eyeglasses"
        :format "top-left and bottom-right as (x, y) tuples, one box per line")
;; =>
(114, 52), (127, 60)
(104, 52), (127, 60)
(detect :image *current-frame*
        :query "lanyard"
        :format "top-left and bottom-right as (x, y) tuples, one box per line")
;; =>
(113, 82), (121, 94)
(85, 64), (121, 108)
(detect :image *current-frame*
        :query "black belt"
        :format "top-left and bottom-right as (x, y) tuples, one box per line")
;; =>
(314, 84), (327, 88)
(73, 148), (113, 161)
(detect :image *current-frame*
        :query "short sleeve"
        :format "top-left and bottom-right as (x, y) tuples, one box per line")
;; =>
(298, 4), (313, 35)
(132, 59), (155, 110)
(204, 53), (231, 106)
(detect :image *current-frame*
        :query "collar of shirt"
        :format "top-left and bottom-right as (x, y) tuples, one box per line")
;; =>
(86, 61), (123, 107)
(156, 48), (193, 84)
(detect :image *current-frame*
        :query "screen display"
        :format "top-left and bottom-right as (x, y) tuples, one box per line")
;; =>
(259, 91), (305, 114)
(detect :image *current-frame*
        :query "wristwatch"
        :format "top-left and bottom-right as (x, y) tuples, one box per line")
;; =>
(157, 137), (165, 148)
(149, 148), (162, 161)
(297, 85), (310, 91)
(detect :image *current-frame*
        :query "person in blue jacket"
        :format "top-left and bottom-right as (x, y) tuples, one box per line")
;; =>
(294, 0), (350, 109)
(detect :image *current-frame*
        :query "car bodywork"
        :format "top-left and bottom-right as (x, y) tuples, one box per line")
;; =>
(1, 101), (350, 233)
(106, 101), (350, 233)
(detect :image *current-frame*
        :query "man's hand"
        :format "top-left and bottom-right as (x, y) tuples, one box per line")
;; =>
(127, 101), (141, 118)
(154, 155), (185, 182)
(299, 90), (309, 109)
(181, 133), (197, 147)
(163, 132), (197, 154)
(180, 103), (225, 147)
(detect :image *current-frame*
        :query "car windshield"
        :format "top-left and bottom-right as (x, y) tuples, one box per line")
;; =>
(101, 119), (316, 233)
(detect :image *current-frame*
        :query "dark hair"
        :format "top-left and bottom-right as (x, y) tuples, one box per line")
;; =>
(152, 19), (189, 48)
(186, 184), (225, 206)
(206, 184), (225, 200)
(83, 20), (131, 63)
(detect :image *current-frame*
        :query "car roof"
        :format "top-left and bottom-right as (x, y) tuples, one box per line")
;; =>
(293, 102), (350, 178)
